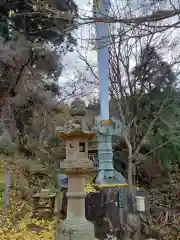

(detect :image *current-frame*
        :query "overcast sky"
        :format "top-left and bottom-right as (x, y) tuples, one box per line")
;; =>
(60, 0), (95, 85)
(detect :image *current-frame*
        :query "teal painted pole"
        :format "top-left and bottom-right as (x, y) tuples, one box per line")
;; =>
(93, 0), (125, 184)
(94, 0), (110, 121)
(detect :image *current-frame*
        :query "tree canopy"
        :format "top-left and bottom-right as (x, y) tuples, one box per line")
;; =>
(130, 45), (180, 172)
(0, 0), (77, 46)
(0, 0), (80, 160)
(132, 45), (176, 93)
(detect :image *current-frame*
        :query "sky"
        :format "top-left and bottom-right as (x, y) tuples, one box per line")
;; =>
(58, 0), (96, 93)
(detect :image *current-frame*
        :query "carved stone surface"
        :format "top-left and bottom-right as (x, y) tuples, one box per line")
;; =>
(55, 219), (94, 240)
(70, 98), (86, 117)
(0, 126), (16, 153)
(56, 98), (95, 137)
(63, 168), (94, 175)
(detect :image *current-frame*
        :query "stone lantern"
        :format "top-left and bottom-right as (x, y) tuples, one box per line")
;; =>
(56, 98), (96, 240)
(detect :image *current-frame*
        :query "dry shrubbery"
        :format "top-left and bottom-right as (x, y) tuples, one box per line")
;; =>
(0, 157), (56, 240)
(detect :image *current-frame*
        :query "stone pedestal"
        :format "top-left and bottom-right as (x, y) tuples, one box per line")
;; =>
(56, 169), (94, 240)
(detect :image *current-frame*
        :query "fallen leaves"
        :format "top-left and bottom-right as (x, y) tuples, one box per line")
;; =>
(0, 196), (56, 240)
(0, 213), (56, 240)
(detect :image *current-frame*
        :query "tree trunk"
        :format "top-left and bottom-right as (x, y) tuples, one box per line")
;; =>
(14, 110), (33, 157)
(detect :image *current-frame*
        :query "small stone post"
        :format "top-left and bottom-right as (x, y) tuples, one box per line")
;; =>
(55, 98), (95, 240)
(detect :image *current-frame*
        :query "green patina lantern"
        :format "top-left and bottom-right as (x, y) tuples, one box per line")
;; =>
(0, 123), (17, 154)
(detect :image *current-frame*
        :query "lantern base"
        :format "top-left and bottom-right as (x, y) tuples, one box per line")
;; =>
(55, 218), (95, 240)
(94, 169), (126, 185)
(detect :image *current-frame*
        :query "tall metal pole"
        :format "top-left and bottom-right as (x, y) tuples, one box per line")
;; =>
(94, 0), (110, 121)
(93, 0), (125, 184)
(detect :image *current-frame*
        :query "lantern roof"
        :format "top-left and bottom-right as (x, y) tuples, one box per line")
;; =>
(56, 98), (96, 140)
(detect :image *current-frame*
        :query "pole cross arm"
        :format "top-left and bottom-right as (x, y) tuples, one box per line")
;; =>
(95, 116), (122, 136)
